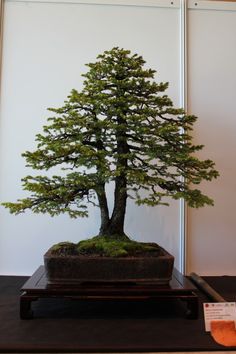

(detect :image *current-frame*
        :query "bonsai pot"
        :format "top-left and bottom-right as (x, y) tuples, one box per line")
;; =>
(44, 246), (174, 286)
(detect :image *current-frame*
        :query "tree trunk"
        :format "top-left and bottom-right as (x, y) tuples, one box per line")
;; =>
(108, 174), (128, 237)
(96, 184), (110, 235)
(96, 151), (129, 239)
(100, 128), (129, 239)
(97, 176), (128, 239)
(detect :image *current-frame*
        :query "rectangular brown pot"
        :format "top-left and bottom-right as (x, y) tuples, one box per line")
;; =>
(44, 246), (174, 285)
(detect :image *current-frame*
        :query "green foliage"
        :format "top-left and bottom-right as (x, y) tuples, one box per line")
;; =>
(2, 174), (96, 218)
(2, 47), (219, 236)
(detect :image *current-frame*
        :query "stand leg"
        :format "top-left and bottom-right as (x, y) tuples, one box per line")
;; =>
(20, 293), (35, 319)
(185, 295), (199, 319)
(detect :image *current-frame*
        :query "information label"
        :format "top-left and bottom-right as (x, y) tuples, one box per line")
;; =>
(203, 302), (236, 331)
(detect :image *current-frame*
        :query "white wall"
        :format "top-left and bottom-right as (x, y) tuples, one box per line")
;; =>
(1, 0), (235, 277)
(0, 0), (182, 275)
(187, 0), (236, 275)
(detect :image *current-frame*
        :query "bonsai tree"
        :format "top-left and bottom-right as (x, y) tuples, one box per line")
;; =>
(2, 47), (219, 255)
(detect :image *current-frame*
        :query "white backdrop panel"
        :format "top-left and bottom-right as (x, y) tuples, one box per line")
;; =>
(0, 0), (181, 275)
(187, 2), (236, 275)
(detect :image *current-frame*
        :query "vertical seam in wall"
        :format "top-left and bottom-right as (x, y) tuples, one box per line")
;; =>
(179, 0), (188, 275)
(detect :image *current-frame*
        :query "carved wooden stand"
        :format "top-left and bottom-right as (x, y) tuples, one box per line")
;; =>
(20, 266), (198, 319)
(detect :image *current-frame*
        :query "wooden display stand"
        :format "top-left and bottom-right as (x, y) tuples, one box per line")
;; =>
(20, 266), (198, 319)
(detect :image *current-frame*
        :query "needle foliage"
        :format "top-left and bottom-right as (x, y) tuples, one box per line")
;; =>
(2, 47), (219, 240)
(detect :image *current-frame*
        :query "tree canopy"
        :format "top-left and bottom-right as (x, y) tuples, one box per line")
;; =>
(2, 47), (219, 238)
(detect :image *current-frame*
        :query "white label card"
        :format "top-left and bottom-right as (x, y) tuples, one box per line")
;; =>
(203, 302), (236, 331)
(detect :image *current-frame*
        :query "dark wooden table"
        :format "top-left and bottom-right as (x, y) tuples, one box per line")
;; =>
(20, 266), (198, 319)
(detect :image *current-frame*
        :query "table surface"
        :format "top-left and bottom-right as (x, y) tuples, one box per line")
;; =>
(1, 271), (236, 352)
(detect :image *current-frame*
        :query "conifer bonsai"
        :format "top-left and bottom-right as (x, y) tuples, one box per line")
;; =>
(2, 47), (219, 257)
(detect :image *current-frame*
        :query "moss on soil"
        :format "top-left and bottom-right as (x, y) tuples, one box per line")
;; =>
(50, 235), (161, 257)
